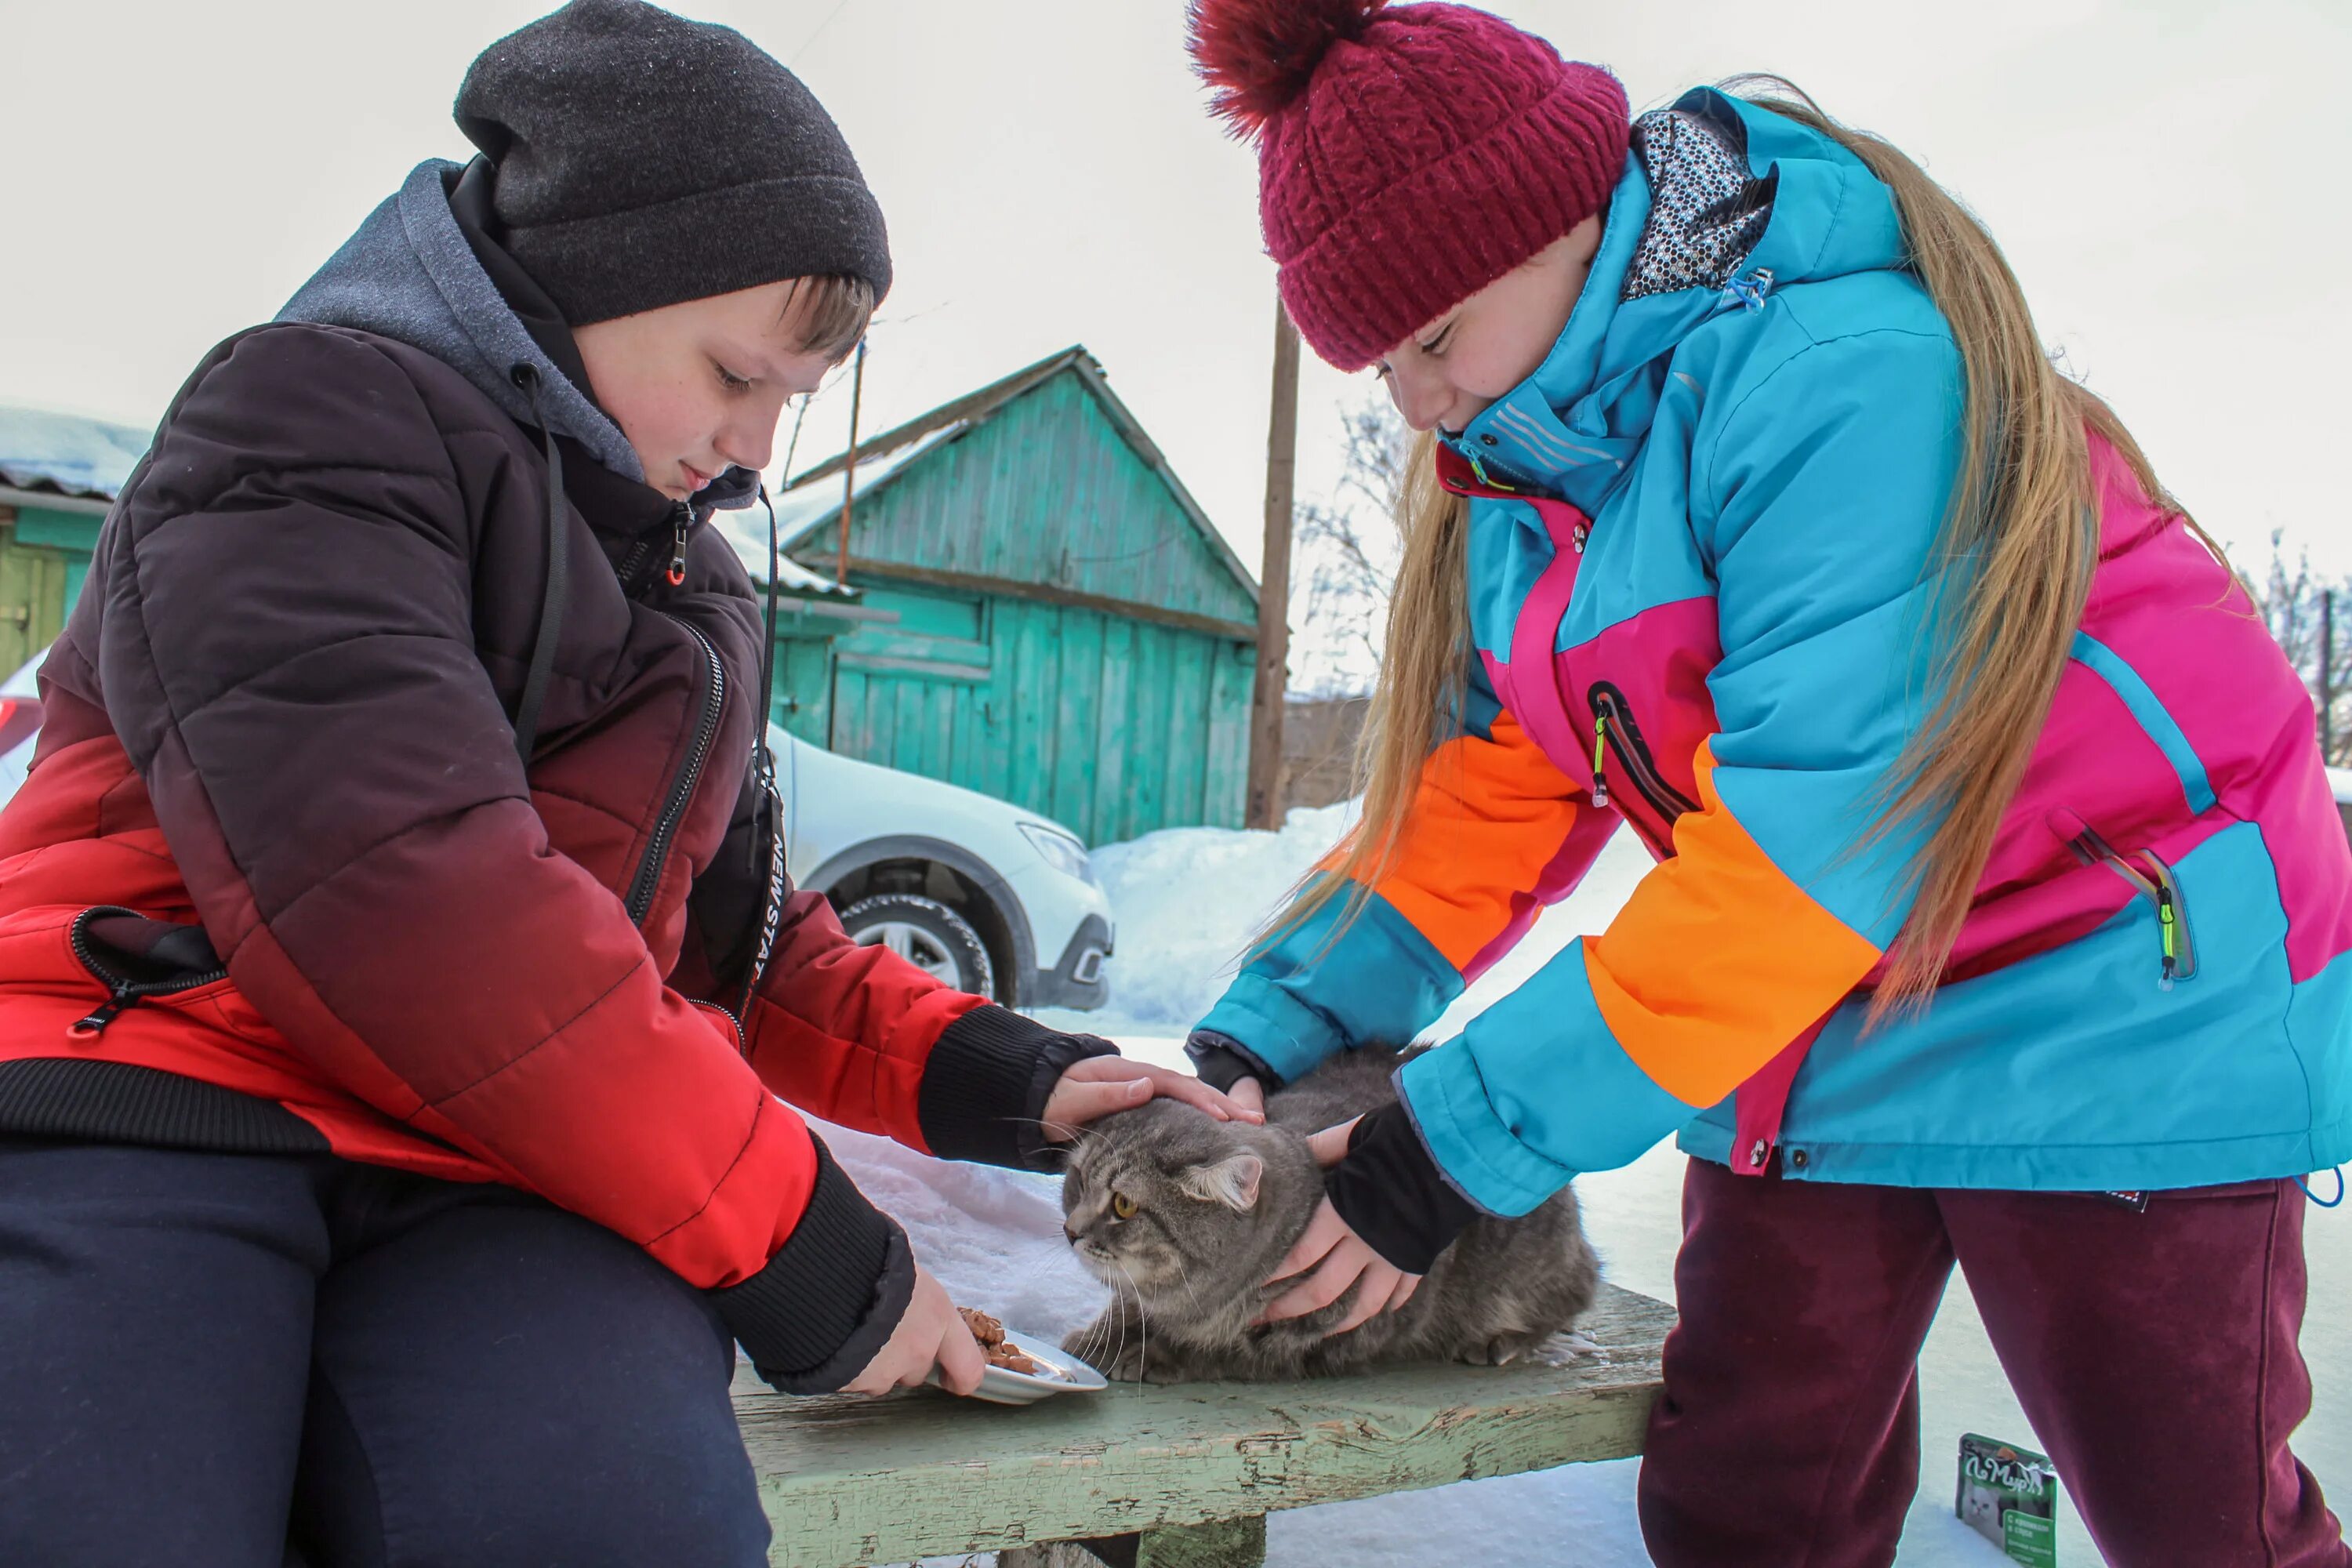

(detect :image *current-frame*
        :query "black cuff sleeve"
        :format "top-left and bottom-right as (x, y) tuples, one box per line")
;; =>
(710, 1136), (913, 1395)
(1185, 1029), (1279, 1093)
(916, 1004), (1118, 1171)
(1323, 1101), (1479, 1275)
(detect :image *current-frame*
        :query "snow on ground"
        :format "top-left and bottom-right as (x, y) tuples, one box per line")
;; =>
(822, 808), (2351, 1566)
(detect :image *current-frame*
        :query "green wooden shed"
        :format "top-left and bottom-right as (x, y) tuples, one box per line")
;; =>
(768, 347), (1260, 845)
(0, 407), (145, 674)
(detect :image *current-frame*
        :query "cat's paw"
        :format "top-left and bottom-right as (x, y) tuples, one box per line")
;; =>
(1472, 1326), (1584, 1367)
(1096, 1342), (1152, 1383)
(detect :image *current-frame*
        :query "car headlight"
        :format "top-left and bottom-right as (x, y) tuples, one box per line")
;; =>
(1018, 822), (1094, 884)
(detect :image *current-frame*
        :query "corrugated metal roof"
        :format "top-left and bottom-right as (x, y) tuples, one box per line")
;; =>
(0, 406), (151, 502)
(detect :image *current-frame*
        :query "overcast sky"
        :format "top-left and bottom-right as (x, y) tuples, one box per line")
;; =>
(3, 0), (2345, 593)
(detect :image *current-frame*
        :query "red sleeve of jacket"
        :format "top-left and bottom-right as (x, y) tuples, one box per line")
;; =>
(742, 884), (1116, 1169)
(99, 326), (901, 1392)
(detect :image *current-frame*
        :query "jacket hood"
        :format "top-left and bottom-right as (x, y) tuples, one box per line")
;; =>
(1446, 87), (1908, 510)
(278, 155), (752, 517)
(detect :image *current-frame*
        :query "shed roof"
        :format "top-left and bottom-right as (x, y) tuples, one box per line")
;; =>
(775, 347), (1258, 615)
(0, 405), (151, 504)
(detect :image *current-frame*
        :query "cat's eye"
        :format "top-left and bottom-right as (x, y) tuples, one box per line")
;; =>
(1110, 1192), (1137, 1220)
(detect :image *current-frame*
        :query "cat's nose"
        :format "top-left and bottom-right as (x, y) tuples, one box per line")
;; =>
(1062, 1225), (1081, 1246)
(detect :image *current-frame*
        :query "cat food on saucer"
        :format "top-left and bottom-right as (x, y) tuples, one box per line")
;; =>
(989, 1345), (1043, 1374)
(957, 1306), (1055, 1377)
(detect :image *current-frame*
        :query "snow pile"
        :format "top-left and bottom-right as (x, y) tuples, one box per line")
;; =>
(1051, 802), (1653, 1044)
(1069, 800), (1353, 1032)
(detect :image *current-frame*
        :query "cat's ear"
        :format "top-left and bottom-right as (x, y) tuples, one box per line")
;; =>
(1179, 1152), (1263, 1211)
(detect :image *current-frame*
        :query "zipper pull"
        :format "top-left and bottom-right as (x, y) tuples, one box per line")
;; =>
(1573, 522), (1588, 555)
(1591, 715), (1611, 808)
(666, 506), (691, 587)
(1465, 449), (1517, 493)
(68, 985), (138, 1041)
(2155, 884), (2180, 990)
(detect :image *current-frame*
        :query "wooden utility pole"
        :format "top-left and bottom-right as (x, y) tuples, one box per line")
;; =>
(1246, 299), (1301, 830)
(836, 339), (868, 589)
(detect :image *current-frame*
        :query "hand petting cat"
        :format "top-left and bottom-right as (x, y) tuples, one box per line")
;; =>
(1258, 1097), (1482, 1334)
(1258, 1115), (1423, 1333)
(1040, 1056), (1262, 1143)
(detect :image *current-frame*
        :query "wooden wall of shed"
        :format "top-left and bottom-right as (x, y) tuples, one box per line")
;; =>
(0, 505), (97, 674)
(818, 579), (1254, 844)
(819, 370), (1258, 630)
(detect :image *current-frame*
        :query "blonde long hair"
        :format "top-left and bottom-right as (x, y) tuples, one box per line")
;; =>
(1283, 79), (2197, 1023)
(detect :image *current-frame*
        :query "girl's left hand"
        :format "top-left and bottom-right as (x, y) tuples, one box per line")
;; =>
(1255, 1116), (1423, 1334)
(1040, 1055), (1264, 1143)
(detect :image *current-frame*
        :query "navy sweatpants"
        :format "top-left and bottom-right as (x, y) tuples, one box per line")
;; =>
(0, 1134), (771, 1567)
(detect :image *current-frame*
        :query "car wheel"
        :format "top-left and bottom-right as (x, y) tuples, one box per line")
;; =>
(837, 893), (999, 1000)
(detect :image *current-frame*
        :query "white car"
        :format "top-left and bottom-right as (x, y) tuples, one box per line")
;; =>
(0, 651), (1112, 1011)
(776, 724), (1112, 1009)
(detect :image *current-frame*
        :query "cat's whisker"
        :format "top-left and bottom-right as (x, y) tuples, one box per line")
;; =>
(1109, 1260), (1147, 1393)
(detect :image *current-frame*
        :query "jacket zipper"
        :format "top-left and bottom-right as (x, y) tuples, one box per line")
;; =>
(665, 503), (691, 587)
(2064, 826), (2196, 988)
(67, 906), (230, 1040)
(615, 502), (695, 600)
(623, 616), (726, 927)
(1586, 683), (1698, 832)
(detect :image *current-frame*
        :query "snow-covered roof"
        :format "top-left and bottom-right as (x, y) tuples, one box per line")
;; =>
(710, 499), (856, 597)
(769, 423), (965, 554)
(0, 405), (151, 501)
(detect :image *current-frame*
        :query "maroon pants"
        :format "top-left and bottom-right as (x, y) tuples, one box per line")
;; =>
(1639, 1158), (2348, 1567)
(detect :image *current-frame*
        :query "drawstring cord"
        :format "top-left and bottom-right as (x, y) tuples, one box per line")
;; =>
(510, 365), (569, 764)
(2299, 1169), (2346, 1208)
(735, 482), (789, 1021)
(1724, 267), (1776, 312)
(734, 394), (813, 1017)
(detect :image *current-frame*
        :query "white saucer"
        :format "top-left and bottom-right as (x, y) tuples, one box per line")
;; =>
(949, 1328), (1111, 1406)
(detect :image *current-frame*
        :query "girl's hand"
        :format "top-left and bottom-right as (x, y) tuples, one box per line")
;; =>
(1257, 1116), (1421, 1334)
(1258, 1195), (1423, 1334)
(1226, 1076), (1267, 1116)
(1040, 1055), (1264, 1142)
(843, 1261), (985, 1398)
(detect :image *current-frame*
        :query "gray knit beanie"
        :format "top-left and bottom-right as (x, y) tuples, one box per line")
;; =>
(454, 0), (891, 325)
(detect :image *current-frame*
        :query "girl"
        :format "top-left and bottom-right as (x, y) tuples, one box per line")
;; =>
(0, 3), (1243, 1563)
(1181, 2), (2351, 1563)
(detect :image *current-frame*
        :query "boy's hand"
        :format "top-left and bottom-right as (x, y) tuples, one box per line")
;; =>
(1039, 1056), (1264, 1142)
(842, 1262), (984, 1398)
(1227, 1076), (1266, 1116)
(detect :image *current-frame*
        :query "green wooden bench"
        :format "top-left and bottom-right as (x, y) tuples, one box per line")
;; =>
(733, 1280), (1676, 1568)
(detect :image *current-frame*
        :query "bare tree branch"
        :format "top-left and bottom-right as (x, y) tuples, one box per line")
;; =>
(2252, 528), (2352, 767)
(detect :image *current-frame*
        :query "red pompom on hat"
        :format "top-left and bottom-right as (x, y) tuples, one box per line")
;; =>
(1189, 0), (1631, 372)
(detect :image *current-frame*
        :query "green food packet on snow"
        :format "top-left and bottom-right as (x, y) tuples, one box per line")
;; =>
(1956, 1432), (2058, 1566)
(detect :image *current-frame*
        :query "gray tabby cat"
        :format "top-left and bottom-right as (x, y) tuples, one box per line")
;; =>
(1058, 1045), (1598, 1381)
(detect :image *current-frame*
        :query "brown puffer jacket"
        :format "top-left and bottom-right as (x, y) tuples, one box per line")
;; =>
(0, 162), (1108, 1392)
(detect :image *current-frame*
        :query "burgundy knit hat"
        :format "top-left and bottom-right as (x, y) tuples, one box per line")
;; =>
(1189, 0), (1631, 372)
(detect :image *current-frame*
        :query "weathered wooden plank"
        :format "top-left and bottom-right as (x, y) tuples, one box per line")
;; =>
(1053, 608), (1105, 840)
(1123, 622), (1173, 839)
(1163, 633), (1212, 829)
(739, 1281), (1673, 1568)
(1091, 619), (1134, 849)
(1203, 641), (1254, 830)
